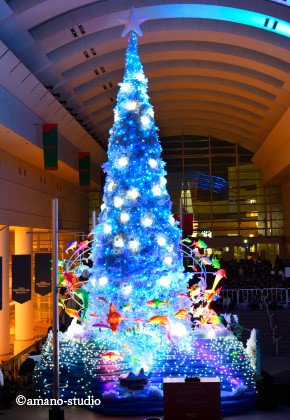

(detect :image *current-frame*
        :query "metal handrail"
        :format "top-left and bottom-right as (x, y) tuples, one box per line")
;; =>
(220, 288), (289, 307)
(262, 296), (282, 355)
(0, 335), (47, 379)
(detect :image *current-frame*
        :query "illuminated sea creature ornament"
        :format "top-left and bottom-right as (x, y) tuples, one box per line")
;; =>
(63, 240), (78, 253)
(123, 325), (144, 337)
(92, 323), (110, 329)
(191, 240), (207, 248)
(146, 315), (172, 342)
(72, 288), (90, 320)
(64, 308), (80, 319)
(146, 298), (170, 309)
(122, 303), (131, 312)
(178, 293), (190, 299)
(101, 351), (126, 362)
(174, 307), (189, 319)
(97, 296), (109, 304)
(107, 302), (128, 334)
(213, 269), (227, 282)
(201, 257), (212, 265)
(63, 272), (74, 289)
(77, 241), (89, 254)
(211, 257), (220, 269)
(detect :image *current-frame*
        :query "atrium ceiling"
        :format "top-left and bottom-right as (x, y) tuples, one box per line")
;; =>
(0, 0), (289, 155)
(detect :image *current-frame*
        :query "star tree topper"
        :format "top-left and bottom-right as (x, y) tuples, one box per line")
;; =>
(118, 6), (148, 37)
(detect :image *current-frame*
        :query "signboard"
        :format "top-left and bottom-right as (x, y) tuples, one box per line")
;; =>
(12, 254), (31, 304)
(35, 253), (52, 296)
(163, 377), (221, 420)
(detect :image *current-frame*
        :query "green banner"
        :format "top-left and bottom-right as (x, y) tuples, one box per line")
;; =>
(42, 124), (58, 170)
(79, 152), (90, 187)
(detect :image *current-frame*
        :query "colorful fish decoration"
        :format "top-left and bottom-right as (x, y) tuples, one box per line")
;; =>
(123, 325), (144, 337)
(146, 315), (172, 342)
(201, 257), (212, 265)
(101, 352), (126, 362)
(213, 269), (227, 281)
(123, 345), (132, 350)
(133, 318), (146, 323)
(146, 298), (170, 309)
(58, 299), (66, 309)
(174, 307), (189, 319)
(77, 241), (89, 253)
(191, 240), (207, 249)
(64, 272), (74, 288)
(182, 238), (192, 243)
(92, 323), (110, 328)
(178, 293), (190, 299)
(97, 297), (109, 304)
(211, 257), (220, 269)
(72, 288), (90, 320)
(192, 249), (201, 257)
(122, 303), (131, 312)
(62, 240), (78, 253)
(65, 308), (80, 319)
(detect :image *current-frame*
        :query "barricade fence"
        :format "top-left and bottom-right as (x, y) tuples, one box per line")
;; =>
(219, 288), (289, 307)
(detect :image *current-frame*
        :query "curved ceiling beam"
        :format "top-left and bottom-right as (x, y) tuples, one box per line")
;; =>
(55, 39), (289, 86)
(96, 115), (259, 143)
(71, 58), (284, 99)
(89, 98), (265, 127)
(6, 1), (289, 37)
(91, 111), (264, 141)
(84, 88), (269, 119)
(98, 121), (259, 153)
(81, 79), (277, 116)
(7, 1), (289, 59)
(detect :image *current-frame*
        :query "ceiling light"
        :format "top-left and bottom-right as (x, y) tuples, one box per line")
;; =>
(78, 24), (86, 35)
(70, 28), (78, 38)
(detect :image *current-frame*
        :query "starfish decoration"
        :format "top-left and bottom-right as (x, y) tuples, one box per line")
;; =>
(118, 6), (148, 37)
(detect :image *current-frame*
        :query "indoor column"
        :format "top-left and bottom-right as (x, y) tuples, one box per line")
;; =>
(14, 227), (34, 355)
(0, 226), (10, 360)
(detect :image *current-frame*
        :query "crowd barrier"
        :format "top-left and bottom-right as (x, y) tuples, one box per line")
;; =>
(220, 288), (289, 306)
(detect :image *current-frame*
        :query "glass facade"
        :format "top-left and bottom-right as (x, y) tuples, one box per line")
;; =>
(160, 135), (283, 238)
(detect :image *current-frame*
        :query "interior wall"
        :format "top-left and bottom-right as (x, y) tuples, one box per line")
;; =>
(0, 148), (89, 231)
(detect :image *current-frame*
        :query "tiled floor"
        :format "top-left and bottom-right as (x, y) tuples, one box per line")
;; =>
(2, 404), (290, 420)
(1, 353), (290, 419)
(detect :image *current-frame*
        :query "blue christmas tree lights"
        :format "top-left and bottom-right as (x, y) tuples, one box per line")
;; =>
(86, 32), (189, 319)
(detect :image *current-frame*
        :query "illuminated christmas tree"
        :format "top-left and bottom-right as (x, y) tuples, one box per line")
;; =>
(85, 31), (189, 328)
(35, 11), (257, 416)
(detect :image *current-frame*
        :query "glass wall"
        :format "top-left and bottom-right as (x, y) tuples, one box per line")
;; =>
(161, 135), (283, 238)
